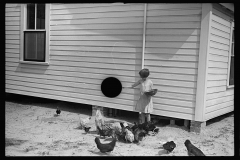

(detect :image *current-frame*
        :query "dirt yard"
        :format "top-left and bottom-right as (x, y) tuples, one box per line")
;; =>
(5, 94), (235, 156)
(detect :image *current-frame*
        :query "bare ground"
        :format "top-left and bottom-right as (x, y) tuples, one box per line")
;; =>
(5, 94), (235, 156)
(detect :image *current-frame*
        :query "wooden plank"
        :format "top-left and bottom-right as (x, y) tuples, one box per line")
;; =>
(150, 79), (196, 88)
(147, 9), (201, 16)
(5, 4), (20, 8)
(154, 85), (196, 95)
(5, 34), (20, 39)
(145, 60), (198, 68)
(146, 66), (197, 75)
(209, 41), (229, 51)
(211, 20), (231, 34)
(5, 12), (20, 17)
(50, 50), (141, 59)
(5, 44), (19, 49)
(5, 26), (20, 31)
(206, 89), (234, 100)
(50, 17), (143, 25)
(145, 48), (199, 55)
(146, 35), (199, 42)
(208, 47), (229, 57)
(153, 109), (194, 120)
(205, 100), (233, 114)
(146, 29), (200, 35)
(150, 72), (197, 82)
(5, 16), (20, 21)
(208, 54), (229, 63)
(5, 53), (19, 58)
(5, 6), (21, 12)
(146, 42), (199, 49)
(206, 95), (233, 107)
(145, 54), (198, 62)
(211, 27), (230, 39)
(51, 10), (144, 20)
(50, 35), (142, 41)
(5, 48), (20, 53)
(50, 40), (143, 47)
(5, 31), (20, 35)
(212, 7), (233, 24)
(50, 55), (142, 65)
(51, 3), (127, 10)
(211, 14), (231, 28)
(51, 4), (144, 14)
(207, 86), (226, 94)
(155, 91), (196, 101)
(5, 40), (20, 44)
(153, 97), (195, 108)
(50, 29), (143, 36)
(208, 74), (227, 81)
(5, 21), (20, 26)
(208, 61), (228, 68)
(147, 16), (201, 23)
(147, 22), (200, 29)
(50, 23), (143, 30)
(147, 3), (201, 10)
(205, 104), (233, 121)
(208, 68), (228, 74)
(210, 34), (230, 45)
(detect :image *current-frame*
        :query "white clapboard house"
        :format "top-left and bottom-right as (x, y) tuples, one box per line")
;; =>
(5, 3), (234, 133)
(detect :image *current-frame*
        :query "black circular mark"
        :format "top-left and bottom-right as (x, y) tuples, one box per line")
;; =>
(101, 77), (122, 98)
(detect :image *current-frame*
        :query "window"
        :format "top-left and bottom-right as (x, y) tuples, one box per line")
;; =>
(227, 22), (234, 87)
(20, 3), (49, 64)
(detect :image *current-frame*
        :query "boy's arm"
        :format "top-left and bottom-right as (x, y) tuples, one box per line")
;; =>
(132, 79), (142, 88)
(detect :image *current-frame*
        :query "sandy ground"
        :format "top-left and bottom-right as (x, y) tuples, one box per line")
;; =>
(5, 94), (235, 156)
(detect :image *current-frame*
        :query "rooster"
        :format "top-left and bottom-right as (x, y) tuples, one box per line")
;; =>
(134, 128), (147, 143)
(184, 140), (205, 156)
(95, 109), (105, 132)
(125, 128), (134, 143)
(162, 141), (176, 153)
(95, 134), (117, 153)
(79, 116), (91, 129)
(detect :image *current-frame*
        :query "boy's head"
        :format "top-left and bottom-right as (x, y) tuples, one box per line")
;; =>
(139, 68), (150, 78)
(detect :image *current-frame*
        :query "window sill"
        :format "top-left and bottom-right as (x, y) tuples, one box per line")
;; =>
(19, 60), (49, 65)
(227, 85), (234, 89)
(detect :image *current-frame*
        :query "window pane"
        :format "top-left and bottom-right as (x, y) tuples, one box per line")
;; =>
(24, 32), (45, 61)
(37, 4), (45, 29)
(229, 57), (234, 85)
(27, 4), (35, 29)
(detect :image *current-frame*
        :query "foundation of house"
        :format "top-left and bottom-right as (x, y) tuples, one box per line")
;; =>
(190, 120), (206, 133)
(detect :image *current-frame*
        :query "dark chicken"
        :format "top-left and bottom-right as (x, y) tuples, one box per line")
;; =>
(95, 135), (117, 153)
(184, 140), (205, 156)
(163, 141), (176, 153)
(84, 126), (91, 133)
(134, 128), (147, 143)
(56, 107), (61, 115)
(131, 122), (138, 132)
(97, 126), (113, 138)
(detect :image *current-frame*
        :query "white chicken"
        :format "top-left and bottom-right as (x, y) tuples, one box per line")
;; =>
(95, 109), (105, 132)
(111, 122), (122, 134)
(79, 116), (91, 129)
(125, 128), (134, 143)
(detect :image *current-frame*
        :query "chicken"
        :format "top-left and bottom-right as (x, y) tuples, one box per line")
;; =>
(125, 128), (134, 143)
(95, 109), (105, 132)
(134, 128), (147, 143)
(131, 122), (138, 132)
(56, 107), (61, 115)
(111, 122), (122, 134)
(162, 141), (176, 153)
(152, 128), (159, 135)
(79, 116), (91, 129)
(184, 140), (205, 156)
(95, 135), (117, 153)
(97, 126), (113, 138)
(84, 126), (91, 133)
